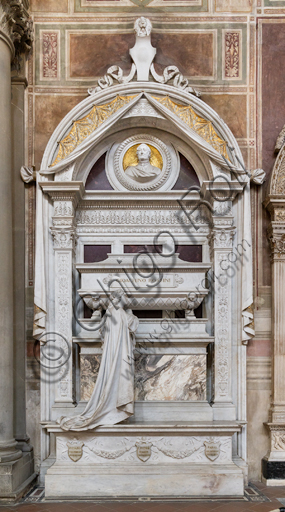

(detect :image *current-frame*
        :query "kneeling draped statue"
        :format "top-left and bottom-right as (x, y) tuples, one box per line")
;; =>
(59, 291), (139, 431)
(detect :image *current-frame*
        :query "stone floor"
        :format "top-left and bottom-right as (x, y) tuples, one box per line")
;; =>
(1, 482), (285, 512)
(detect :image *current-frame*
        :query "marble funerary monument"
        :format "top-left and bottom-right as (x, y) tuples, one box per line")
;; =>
(30, 16), (263, 498)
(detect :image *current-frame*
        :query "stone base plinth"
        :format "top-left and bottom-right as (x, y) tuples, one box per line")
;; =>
(44, 422), (244, 499)
(0, 452), (36, 501)
(46, 463), (244, 498)
(262, 457), (285, 485)
(263, 423), (285, 485)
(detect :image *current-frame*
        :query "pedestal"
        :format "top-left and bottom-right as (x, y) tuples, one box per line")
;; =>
(44, 422), (244, 499)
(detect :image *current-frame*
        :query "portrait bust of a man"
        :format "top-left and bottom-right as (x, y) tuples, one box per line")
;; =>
(125, 144), (161, 183)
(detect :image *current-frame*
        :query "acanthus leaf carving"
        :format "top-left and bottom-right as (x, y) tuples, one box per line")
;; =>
(51, 228), (77, 249)
(269, 231), (285, 258)
(215, 256), (230, 398)
(209, 228), (235, 249)
(0, 0), (33, 66)
(53, 202), (73, 217)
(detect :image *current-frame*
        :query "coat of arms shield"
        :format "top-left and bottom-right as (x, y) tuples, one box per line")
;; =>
(204, 439), (220, 461)
(135, 438), (152, 462)
(67, 439), (84, 462)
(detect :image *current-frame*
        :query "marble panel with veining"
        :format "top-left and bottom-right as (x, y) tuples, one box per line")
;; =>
(134, 354), (206, 401)
(80, 354), (206, 402)
(80, 355), (101, 401)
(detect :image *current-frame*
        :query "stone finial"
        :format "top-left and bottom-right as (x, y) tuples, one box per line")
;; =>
(130, 17), (156, 81)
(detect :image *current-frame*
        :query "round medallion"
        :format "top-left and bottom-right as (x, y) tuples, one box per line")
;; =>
(106, 134), (179, 191)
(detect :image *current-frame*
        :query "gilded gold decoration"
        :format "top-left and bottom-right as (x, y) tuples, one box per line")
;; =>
(152, 96), (229, 160)
(123, 144), (163, 172)
(50, 95), (137, 167)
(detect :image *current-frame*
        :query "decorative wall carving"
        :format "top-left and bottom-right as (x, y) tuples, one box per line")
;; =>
(134, 17), (152, 37)
(210, 219), (234, 402)
(77, 226), (209, 234)
(123, 99), (164, 120)
(90, 439), (133, 460)
(272, 432), (285, 451)
(76, 209), (207, 228)
(51, 228), (77, 249)
(224, 31), (241, 79)
(67, 439), (84, 462)
(56, 435), (232, 464)
(216, 281), (230, 397)
(54, 202), (73, 217)
(41, 31), (59, 80)
(135, 439), (152, 462)
(210, 228), (235, 249)
(82, 294), (196, 311)
(269, 231), (285, 259)
(204, 438), (221, 461)
(275, 209), (285, 222)
(53, 232), (75, 401)
(57, 253), (69, 337)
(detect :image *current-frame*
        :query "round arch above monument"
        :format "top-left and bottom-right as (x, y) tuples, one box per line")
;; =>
(40, 83), (244, 186)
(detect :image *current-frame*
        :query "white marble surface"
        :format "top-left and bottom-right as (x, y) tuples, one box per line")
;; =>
(134, 355), (206, 401)
(45, 424), (244, 498)
(80, 354), (207, 402)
